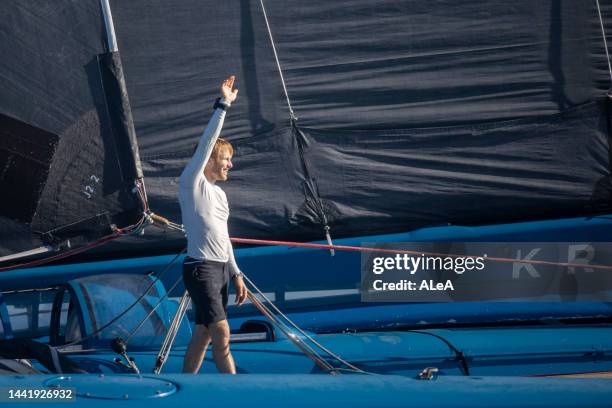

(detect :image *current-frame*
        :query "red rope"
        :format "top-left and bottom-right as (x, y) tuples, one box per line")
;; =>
(0, 182), (149, 272)
(3, 230), (610, 272)
(231, 237), (612, 271)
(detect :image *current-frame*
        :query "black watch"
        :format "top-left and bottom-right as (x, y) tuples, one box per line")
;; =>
(213, 98), (230, 111)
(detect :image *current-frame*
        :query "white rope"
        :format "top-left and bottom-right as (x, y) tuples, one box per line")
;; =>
(259, 0), (297, 120)
(595, 0), (612, 86)
(258, 1), (337, 251)
(247, 291), (337, 373)
(242, 273), (369, 374)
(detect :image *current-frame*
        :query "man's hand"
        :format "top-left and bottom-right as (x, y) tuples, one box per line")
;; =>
(233, 274), (247, 306)
(221, 75), (239, 103)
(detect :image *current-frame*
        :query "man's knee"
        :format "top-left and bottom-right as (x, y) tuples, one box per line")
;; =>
(208, 320), (230, 348)
(193, 324), (211, 342)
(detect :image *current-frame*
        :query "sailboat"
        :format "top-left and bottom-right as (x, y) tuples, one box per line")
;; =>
(0, 0), (612, 405)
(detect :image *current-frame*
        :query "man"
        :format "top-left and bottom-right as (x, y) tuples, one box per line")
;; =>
(179, 76), (247, 374)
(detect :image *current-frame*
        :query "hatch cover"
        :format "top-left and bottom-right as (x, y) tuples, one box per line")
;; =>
(44, 375), (177, 400)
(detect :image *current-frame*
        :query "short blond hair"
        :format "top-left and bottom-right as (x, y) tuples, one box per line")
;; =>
(212, 138), (233, 159)
(195, 138), (234, 158)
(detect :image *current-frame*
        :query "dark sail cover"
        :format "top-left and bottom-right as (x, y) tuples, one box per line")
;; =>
(0, 2), (143, 260)
(2, 1), (612, 259)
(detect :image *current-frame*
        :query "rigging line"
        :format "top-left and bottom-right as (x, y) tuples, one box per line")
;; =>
(231, 237), (612, 272)
(239, 276), (342, 373)
(259, 0), (296, 121)
(246, 291), (333, 371)
(595, 0), (612, 86)
(251, 302), (362, 376)
(244, 275), (368, 374)
(242, 273), (367, 374)
(58, 249), (185, 350)
(246, 291), (338, 374)
(406, 330), (470, 376)
(258, 0), (334, 250)
(240, 280), (321, 357)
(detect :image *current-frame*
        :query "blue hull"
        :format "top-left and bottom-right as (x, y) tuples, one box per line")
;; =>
(1, 215), (611, 406)
(4, 374), (612, 407)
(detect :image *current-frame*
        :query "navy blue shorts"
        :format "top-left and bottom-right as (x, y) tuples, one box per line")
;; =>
(182, 257), (229, 327)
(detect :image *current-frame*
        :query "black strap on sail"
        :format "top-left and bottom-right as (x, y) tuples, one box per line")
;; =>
(258, 0), (335, 254)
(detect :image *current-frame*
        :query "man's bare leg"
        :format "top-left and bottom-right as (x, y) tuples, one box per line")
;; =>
(183, 324), (211, 373)
(208, 319), (236, 374)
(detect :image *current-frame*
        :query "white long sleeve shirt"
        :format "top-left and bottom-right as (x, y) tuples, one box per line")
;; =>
(178, 100), (242, 278)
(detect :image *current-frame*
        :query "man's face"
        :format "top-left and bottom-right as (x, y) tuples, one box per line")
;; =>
(205, 147), (233, 182)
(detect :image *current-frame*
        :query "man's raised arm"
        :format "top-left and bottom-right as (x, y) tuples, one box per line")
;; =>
(179, 76), (239, 189)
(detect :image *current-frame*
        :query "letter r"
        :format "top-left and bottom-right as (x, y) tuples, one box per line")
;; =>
(567, 244), (594, 274)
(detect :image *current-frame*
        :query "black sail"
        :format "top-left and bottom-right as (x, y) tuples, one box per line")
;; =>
(0, 2), (143, 262)
(1, 0), (612, 260)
